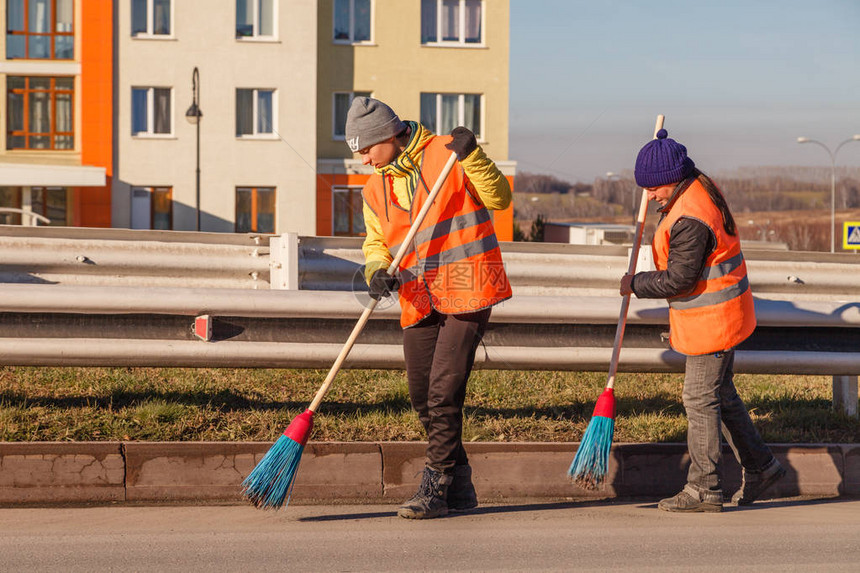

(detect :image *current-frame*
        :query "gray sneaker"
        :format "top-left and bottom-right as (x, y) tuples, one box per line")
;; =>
(658, 485), (722, 513)
(731, 459), (786, 505)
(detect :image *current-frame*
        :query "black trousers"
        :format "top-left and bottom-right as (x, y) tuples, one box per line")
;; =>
(402, 308), (491, 472)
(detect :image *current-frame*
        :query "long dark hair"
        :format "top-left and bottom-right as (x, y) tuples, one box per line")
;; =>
(690, 169), (737, 236)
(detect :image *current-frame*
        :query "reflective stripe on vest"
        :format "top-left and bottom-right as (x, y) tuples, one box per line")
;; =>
(699, 251), (743, 281)
(399, 234), (501, 284)
(389, 209), (491, 256)
(669, 274), (750, 310)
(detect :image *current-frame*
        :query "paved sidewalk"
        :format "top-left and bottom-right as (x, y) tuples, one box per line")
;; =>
(1, 498), (859, 571)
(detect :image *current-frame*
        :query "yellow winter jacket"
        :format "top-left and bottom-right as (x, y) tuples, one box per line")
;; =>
(362, 122), (511, 282)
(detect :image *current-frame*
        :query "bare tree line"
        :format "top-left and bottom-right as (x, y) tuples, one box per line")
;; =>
(514, 167), (860, 250)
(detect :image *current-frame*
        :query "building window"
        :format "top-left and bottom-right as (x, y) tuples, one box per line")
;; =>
(0, 187), (65, 225)
(6, 76), (74, 150)
(31, 186), (67, 225)
(421, 0), (482, 45)
(6, 0), (74, 59)
(236, 89), (274, 137)
(332, 91), (371, 139)
(131, 87), (172, 136)
(131, 186), (172, 230)
(333, 187), (366, 236)
(236, 0), (275, 39)
(420, 93), (482, 139)
(236, 187), (276, 233)
(333, 0), (371, 43)
(0, 187), (23, 225)
(131, 0), (171, 37)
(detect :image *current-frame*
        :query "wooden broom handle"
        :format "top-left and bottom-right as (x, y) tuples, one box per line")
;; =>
(605, 115), (665, 390)
(308, 152), (460, 412)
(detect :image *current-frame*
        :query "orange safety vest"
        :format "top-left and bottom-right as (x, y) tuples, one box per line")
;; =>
(362, 137), (512, 328)
(652, 179), (756, 355)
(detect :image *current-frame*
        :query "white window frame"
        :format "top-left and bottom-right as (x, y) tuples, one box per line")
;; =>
(131, 86), (174, 138)
(332, 185), (366, 236)
(421, 92), (484, 142)
(422, 0), (485, 47)
(236, 0), (278, 41)
(332, 0), (374, 44)
(332, 91), (372, 140)
(236, 88), (278, 139)
(131, 0), (174, 39)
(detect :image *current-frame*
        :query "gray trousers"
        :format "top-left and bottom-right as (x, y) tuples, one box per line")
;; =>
(683, 349), (774, 502)
(402, 308), (490, 472)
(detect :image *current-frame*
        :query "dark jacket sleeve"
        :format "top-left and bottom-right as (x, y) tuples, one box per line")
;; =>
(631, 217), (715, 299)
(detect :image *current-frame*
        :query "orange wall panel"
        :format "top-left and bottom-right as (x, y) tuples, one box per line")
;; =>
(79, 0), (113, 227)
(74, 183), (112, 227)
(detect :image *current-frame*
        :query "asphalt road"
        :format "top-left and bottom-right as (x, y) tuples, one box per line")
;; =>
(1, 498), (859, 572)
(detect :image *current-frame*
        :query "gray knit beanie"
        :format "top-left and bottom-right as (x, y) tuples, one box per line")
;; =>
(345, 97), (406, 153)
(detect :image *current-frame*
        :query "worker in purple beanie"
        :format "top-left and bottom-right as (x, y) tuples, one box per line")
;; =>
(621, 129), (785, 512)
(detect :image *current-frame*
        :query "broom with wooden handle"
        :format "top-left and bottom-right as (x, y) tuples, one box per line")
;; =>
(567, 114), (665, 489)
(242, 151), (460, 509)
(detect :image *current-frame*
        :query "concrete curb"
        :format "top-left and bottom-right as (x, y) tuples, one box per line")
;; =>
(1, 442), (857, 505)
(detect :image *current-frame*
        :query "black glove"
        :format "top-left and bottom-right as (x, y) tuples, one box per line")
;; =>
(445, 126), (478, 160)
(368, 269), (398, 300)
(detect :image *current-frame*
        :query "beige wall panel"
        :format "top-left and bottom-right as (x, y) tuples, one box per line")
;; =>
(114, 0), (318, 233)
(318, 0), (509, 161)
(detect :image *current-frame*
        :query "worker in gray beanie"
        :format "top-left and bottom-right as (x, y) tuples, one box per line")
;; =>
(621, 129), (784, 512)
(346, 96), (512, 519)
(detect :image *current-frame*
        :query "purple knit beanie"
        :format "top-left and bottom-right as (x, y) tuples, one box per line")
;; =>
(634, 129), (696, 188)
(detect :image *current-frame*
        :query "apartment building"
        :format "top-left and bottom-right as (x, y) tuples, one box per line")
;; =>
(316, 0), (514, 240)
(0, 0), (110, 227)
(1, 1), (513, 237)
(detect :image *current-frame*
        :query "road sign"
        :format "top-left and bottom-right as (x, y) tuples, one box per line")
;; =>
(844, 222), (860, 250)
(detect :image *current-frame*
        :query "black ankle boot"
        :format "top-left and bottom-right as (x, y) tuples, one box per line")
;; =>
(397, 466), (453, 520)
(447, 464), (478, 512)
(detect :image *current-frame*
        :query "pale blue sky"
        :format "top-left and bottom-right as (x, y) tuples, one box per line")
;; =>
(509, 0), (860, 182)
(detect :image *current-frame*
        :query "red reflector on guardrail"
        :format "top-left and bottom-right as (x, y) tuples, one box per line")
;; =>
(194, 315), (212, 342)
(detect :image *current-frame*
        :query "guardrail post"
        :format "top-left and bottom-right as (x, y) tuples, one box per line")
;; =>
(269, 232), (299, 290)
(832, 375), (858, 418)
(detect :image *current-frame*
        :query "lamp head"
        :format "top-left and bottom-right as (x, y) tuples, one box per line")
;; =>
(185, 103), (202, 125)
(796, 137), (810, 144)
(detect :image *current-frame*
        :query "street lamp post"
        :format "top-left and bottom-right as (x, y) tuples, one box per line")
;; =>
(796, 135), (860, 253)
(185, 67), (203, 231)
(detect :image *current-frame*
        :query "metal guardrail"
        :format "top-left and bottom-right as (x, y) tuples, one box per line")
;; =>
(2, 226), (860, 298)
(0, 283), (857, 372)
(0, 226), (271, 289)
(0, 226), (857, 415)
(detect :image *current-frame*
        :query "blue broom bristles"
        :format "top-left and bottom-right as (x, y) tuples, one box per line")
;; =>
(567, 415), (615, 489)
(242, 435), (305, 509)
